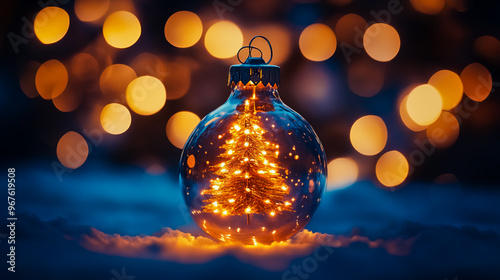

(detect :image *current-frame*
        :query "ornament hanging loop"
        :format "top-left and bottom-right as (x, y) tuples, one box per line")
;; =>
(237, 35), (274, 64)
(237, 46), (263, 64)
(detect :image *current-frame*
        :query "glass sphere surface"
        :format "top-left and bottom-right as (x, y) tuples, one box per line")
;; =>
(179, 82), (327, 245)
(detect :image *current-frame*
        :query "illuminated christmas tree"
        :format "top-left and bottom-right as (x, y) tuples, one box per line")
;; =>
(202, 98), (293, 224)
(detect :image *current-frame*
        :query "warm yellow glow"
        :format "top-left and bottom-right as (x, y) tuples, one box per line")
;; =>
(34, 7), (70, 44)
(57, 131), (89, 169)
(376, 151), (409, 187)
(327, 157), (359, 190)
(428, 70), (463, 110)
(406, 84), (443, 126)
(166, 111), (201, 149)
(100, 64), (137, 102)
(187, 155), (195, 168)
(426, 111), (460, 149)
(363, 23), (400, 62)
(103, 11), (141, 48)
(299, 23), (337, 62)
(411, 0), (445, 15)
(202, 99), (292, 223)
(126, 76), (166, 115)
(399, 94), (427, 132)
(350, 115), (388, 156)
(35, 59), (68, 100)
(204, 21), (243, 59)
(460, 63), (492, 102)
(164, 11), (202, 48)
(244, 24), (292, 65)
(74, 0), (110, 22)
(100, 103), (132, 135)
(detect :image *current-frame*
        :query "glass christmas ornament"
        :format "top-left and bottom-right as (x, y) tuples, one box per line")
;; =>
(179, 36), (327, 245)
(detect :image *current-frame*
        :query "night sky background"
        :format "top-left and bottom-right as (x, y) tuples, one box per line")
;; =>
(1, 0), (500, 279)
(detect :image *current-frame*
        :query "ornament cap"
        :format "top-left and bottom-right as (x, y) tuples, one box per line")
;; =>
(229, 36), (280, 87)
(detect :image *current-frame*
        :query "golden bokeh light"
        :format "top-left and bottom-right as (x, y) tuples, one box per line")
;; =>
(100, 64), (137, 102)
(100, 103), (132, 135)
(426, 111), (459, 149)
(205, 21), (243, 59)
(35, 59), (68, 100)
(348, 58), (385, 97)
(166, 111), (201, 149)
(74, 0), (110, 22)
(399, 94), (427, 132)
(350, 115), (388, 156)
(244, 24), (292, 65)
(327, 157), (359, 191)
(70, 53), (99, 81)
(334, 13), (367, 45)
(411, 0), (445, 15)
(187, 155), (196, 168)
(103, 11), (141, 48)
(126, 76), (166, 115)
(299, 23), (337, 62)
(363, 23), (400, 62)
(34, 7), (70, 44)
(406, 84), (442, 126)
(52, 87), (83, 112)
(376, 150), (409, 187)
(57, 131), (89, 169)
(164, 11), (203, 48)
(460, 62), (492, 102)
(428, 70), (463, 110)
(20, 61), (41, 99)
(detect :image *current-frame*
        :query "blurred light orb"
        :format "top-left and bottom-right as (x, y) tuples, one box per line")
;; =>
(411, 0), (445, 15)
(165, 11), (203, 48)
(376, 150), (409, 187)
(205, 21), (243, 59)
(460, 63), (492, 102)
(103, 11), (141, 48)
(474, 36), (500, 61)
(74, 0), (110, 22)
(126, 76), (167, 115)
(57, 131), (89, 169)
(20, 61), (42, 99)
(299, 23), (337, 62)
(70, 53), (99, 81)
(350, 115), (388, 156)
(348, 58), (385, 97)
(100, 103), (132, 135)
(34, 7), (70, 44)
(166, 111), (201, 149)
(245, 24), (291, 65)
(100, 64), (137, 102)
(406, 84), (442, 126)
(426, 111), (459, 149)
(35, 59), (68, 100)
(334, 13), (367, 45)
(363, 23), (400, 62)
(399, 94), (427, 132)
(52, 87), (83, 112)
(428, 70), (463, 110)
(130, 53), (168, 79)
(327, 157), (358, 190)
